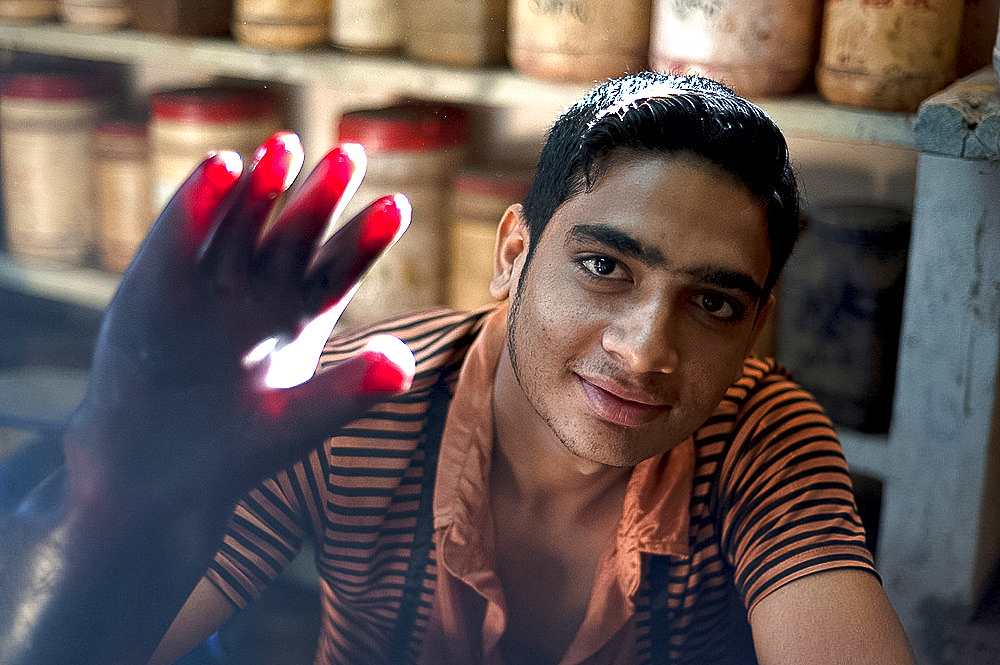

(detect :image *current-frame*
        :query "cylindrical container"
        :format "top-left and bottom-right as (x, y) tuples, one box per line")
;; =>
(404, 0), (507, 67)
(0, 0), (57, 22)
(649, 0), (823, 98)
(777, 204), (911, 434)
(816, 0), (965, 113)
(92, 122), (152, 272)
(336, 102), (470, 324)
(994, 6), (1000, 80)
(508, 0), (652, 83)
(1, 74), (104, 266)
(955, 0), (1000, 77)
(447, 167), (531, 311)
(330, 0), (401, 53)
(233, 0), (329, 50)
(148, 86), (282, 215)
(59, 0), (130, 31)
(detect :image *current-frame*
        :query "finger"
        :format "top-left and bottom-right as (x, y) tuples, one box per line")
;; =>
(301, 194), (411, 318)
(199, 132), (304, 281)
(133, 151), (244, 271)
(256, 334), (415, 448)
(254, 143), (367, 287)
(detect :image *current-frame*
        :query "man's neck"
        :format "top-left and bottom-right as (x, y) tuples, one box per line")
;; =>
(489, 346), (631, 517)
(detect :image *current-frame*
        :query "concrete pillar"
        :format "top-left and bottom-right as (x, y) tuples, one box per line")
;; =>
(876, 67), (1000, 662)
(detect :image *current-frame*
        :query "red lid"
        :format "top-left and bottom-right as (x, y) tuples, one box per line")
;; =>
(337, 102), (470, 152)
(2, 74), (92, 100)
(150, 86), (278, 123)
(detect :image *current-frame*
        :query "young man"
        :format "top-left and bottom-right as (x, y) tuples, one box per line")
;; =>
(0, 72), (912, 665)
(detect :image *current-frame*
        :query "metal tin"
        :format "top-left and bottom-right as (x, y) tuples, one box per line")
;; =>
(649, 0), (823, 98)
(777, 203), (911, 433)
(336, 102), (470, 324)
(508, 0), (652, 82)
(1, 74), (104, 266)
(148, 85), (281, 214)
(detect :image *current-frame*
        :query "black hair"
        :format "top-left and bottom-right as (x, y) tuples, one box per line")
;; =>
(520, 71), (802, 300)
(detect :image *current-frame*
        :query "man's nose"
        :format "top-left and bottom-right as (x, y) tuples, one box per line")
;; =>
(601, 300), (680, 374)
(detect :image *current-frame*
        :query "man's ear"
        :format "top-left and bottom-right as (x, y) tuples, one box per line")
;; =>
(490, 204), (529, 301)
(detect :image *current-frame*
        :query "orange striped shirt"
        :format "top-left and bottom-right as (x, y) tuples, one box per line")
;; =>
(207, 305), (875, 664)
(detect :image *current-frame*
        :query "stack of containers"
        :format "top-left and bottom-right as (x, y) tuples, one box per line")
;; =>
(447, 166), (531, 311)
(0, 73), (105, 266)
(148, 85), (282, 216)
(92, 121), (151, 272)
(336, 102), (470, 325)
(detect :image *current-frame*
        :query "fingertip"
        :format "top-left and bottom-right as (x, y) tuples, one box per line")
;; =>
(360, 335), (415, 394)
(251, 132), (305, 198)
(357, 194), (411, 255)
(183, 151), (243, 241)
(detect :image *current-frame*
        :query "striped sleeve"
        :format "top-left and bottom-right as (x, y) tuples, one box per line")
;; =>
(206, 307), (487, 613)
(715, 358), (877, 613)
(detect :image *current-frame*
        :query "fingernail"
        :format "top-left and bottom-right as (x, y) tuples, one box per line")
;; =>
(252, 132), (304, 199)
(359, 335), (414, 394)
(185, 151), (242, 238)
(358, 194), (411, 256)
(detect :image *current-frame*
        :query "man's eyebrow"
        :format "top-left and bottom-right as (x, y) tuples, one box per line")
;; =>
(568, 224), (667, 268)
(568, 223), (765, 303)
(685, 266), (765, 304)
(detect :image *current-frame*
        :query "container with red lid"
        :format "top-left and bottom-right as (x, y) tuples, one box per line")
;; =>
(1, 72), (105, 266)
(148, 85), (282, 214)
(335, 102), (471, 324)
(92, 121), (151, 272)
(447, 166), (531, 311)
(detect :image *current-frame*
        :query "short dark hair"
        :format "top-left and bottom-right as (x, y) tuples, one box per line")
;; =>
(520, 71), (802, 300)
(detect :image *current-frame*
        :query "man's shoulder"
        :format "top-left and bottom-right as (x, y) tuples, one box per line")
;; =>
(692, 356), (833, 452)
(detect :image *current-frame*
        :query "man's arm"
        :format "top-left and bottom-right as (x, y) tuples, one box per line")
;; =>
(0, 134), (414, 665)
(749, 568), (915, 665)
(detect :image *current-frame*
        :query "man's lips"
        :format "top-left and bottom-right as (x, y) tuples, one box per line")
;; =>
(578, 376), (669, 428)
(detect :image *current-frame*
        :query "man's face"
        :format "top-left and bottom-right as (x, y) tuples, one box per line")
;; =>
(493, 153), (773, 467)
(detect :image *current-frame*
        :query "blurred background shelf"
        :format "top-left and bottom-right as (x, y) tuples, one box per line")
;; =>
(0, 23), (916, 146)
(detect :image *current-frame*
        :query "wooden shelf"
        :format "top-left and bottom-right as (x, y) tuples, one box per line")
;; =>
(0, 23), (916, 146)
(0, 253), (118, 310)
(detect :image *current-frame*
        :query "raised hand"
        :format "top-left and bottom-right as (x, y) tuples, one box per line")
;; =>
(0, 133), (414, 665)
(65, 133), (414, 514)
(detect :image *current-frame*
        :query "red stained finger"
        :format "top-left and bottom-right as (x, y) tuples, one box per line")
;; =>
(254, 334), (414, 442)
(199, 133), (304, 275)
(174, 151), (244, 256)
(254, 143), (366, 284)
(301, 194), (410, 316)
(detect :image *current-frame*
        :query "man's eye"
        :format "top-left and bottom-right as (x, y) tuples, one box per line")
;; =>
(580, 256), (620, 278)
(696, 293), (741, 321)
